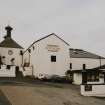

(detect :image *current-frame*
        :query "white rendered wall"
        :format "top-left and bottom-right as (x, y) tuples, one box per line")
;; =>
(73, 73), (104, 85)
(81, 85), (105, 97)
(0, 47), (23, 66)
(71, 58), (105, 85)
(23, 35), (70, 77)
(70, 58), (105, 70)
(87, 78), (104, 84)
(0, 65), (16, 77)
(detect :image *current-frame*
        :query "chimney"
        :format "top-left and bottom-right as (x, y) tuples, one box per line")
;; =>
(5, 25), (13, 38)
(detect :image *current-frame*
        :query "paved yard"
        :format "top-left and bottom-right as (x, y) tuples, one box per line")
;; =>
(0, 83), (105, 105)
(0, 89), (11, 105)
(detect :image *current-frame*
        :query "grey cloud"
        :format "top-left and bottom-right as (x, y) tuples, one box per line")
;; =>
(0, 0), (105, 56)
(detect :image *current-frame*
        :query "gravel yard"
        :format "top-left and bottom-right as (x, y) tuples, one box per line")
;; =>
(0, 89), (11, 105)
(0, 82), (105, 105)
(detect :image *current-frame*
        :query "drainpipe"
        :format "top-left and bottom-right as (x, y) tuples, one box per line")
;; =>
(28, 49), (31, 65)
(20, 50), (23, 66)
(99, 56), (101, 68)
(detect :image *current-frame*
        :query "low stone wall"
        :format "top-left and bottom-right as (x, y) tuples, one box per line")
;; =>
(81, 84), (105, 97)
(0, 65), (16, 77)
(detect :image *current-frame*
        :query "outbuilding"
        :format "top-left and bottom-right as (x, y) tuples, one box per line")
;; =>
(69, 48), (105, 85)
(81, 65), (105, 97)
(0, 25), (24, 77)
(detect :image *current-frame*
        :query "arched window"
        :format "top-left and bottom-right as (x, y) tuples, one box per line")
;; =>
(11, 58), (15, 65)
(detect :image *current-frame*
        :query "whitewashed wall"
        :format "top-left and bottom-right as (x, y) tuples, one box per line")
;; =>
(0, 65), (16, 77)
(81, 84), (105, 97)
(23, 35), (70, 77)
(0, 47), (23, 67)
(73, 73), (104, 85)
(71, 58), (105, 85)
(70, 58), (105, 70)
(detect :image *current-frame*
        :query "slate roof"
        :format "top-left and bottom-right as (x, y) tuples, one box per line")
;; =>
(70, 48), (105, 59)
(0, 37), (23, 49)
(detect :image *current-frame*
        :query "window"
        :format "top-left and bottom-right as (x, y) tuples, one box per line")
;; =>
(20, 50), (23, 55)
(28, 49), (31, 53)
(33, 46), (34, 50)
(85, 85), (92, 91)
(51, 56), (56, 62)
(87, 72), (99, 82)
(24, 62), (30, 67)
(83, 64), (86, 69)
(2, 56), (6, 64)
(70, 63), (72, 69)
(6, 65), (11, 70)
(8, 50), (13, 55)
(11, 58), (15, 65)
(0, 56), (2, 65)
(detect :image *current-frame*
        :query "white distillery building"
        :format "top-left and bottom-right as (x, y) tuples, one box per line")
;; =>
(23, 33), (70, 78)
(69, 48), (105, 85)
(0, 26), (24, 77)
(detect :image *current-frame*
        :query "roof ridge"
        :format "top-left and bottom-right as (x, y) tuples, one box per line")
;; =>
(24, 33), (69, 53)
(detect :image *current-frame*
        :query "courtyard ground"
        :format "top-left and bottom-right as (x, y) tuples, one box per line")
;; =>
(0, 81), (105, 105)
(0, 89), (11, 105)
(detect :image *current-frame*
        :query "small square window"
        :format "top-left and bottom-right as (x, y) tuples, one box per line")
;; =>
(6, 65), (11, 70)
(51, 56), (56, 62)
(85, 85), (92, 91)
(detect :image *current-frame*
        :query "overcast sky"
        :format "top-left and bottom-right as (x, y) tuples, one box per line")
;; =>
(0, 0), (105, 56)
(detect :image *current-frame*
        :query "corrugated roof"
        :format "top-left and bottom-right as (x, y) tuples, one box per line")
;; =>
(0, 37), (23, 49)
(70, 48), (105, 59)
